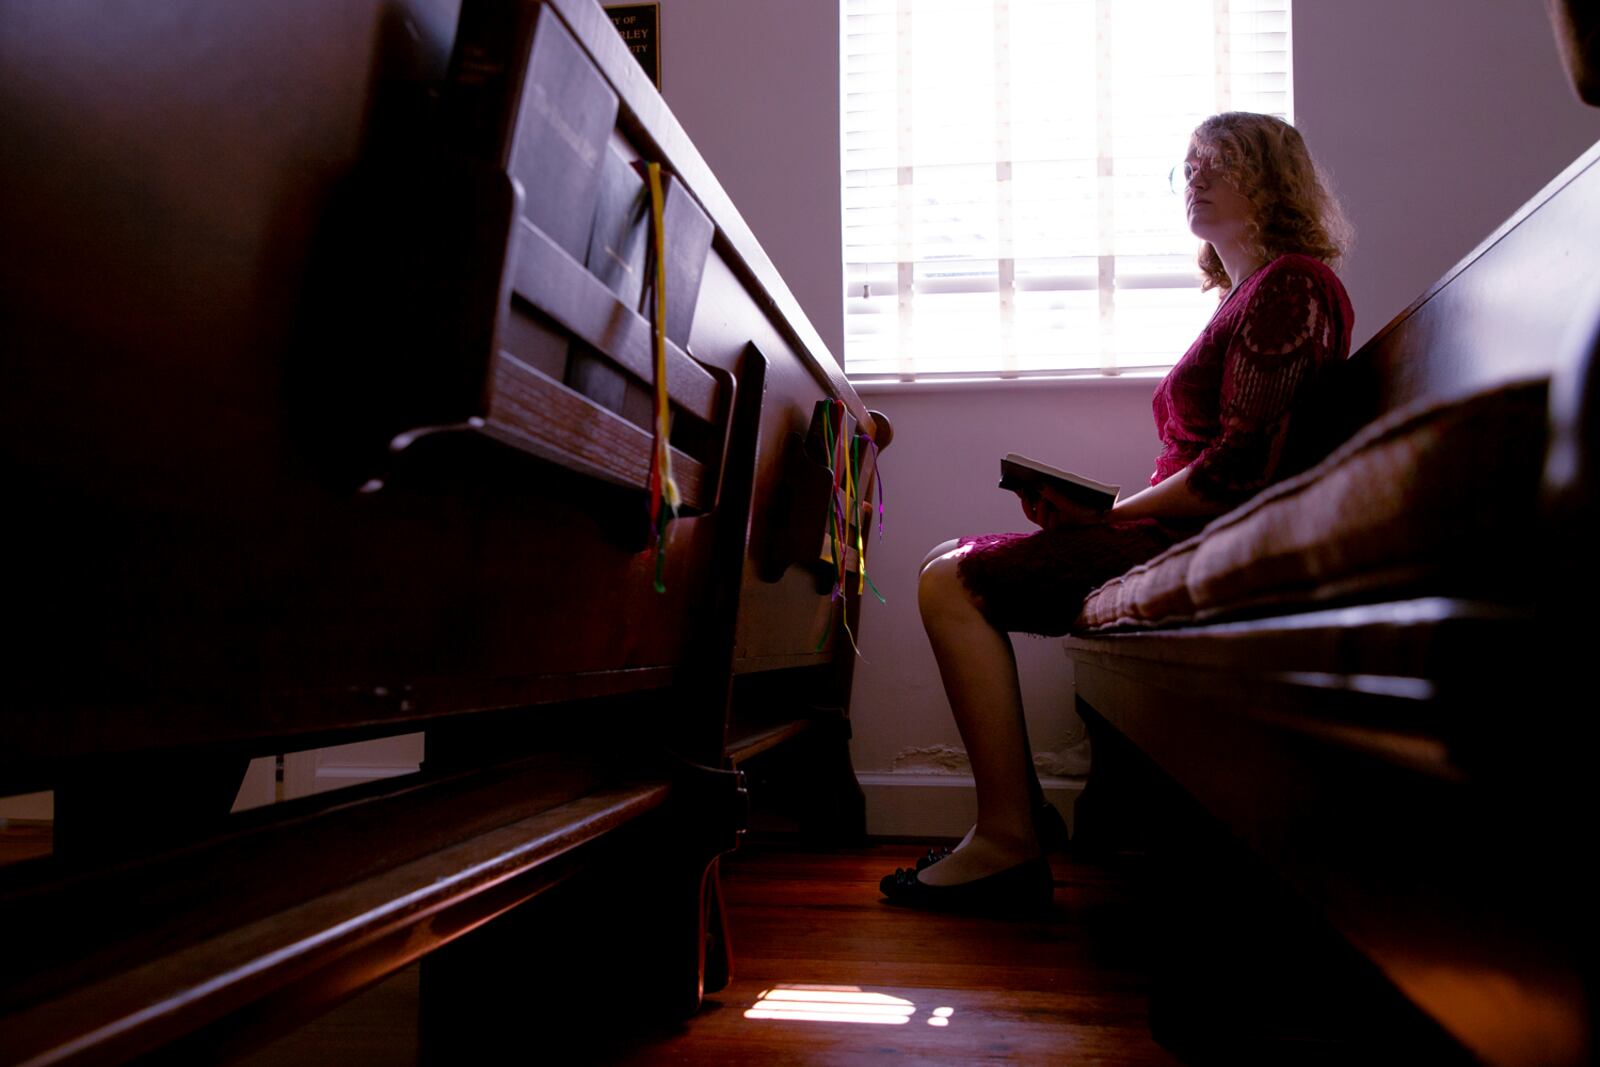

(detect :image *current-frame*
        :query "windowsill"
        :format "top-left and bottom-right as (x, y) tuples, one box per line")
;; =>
(849, 370), (1169, 397)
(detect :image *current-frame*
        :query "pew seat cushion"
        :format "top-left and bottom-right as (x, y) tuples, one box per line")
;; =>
(1075, 375), (1549, 632)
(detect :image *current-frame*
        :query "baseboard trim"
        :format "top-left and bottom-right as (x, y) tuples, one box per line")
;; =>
(859, 773), (1084, 839)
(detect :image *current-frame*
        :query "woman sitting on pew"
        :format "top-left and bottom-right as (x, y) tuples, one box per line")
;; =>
(881, 111), (1355, 910)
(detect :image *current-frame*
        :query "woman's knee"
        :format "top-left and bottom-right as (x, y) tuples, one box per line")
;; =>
(918, 548), (979, 622)
(919, 538), (964, 573)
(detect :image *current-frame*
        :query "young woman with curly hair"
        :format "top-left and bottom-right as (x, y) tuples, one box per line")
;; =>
(881, 112), (1355, 911)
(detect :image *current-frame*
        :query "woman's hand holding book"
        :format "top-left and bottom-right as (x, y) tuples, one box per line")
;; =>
(1017, 484), (1114, 529)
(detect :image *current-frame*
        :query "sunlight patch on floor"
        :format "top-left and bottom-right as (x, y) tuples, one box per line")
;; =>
(744, 985), (956, 1028)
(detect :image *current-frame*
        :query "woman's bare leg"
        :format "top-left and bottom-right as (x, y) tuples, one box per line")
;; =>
(913, 543), (1040, 885)
(916, 541), (977, 857)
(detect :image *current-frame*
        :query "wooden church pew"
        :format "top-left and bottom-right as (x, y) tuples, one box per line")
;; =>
(1064, 140), (1600, 1066)
(0, 0), (886, 1061)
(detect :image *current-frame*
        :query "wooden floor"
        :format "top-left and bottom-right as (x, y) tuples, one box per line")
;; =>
(607, 842), (1176, 1065)
(238, 839), (1179, 1066)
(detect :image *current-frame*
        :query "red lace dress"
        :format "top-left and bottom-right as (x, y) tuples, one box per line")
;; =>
(956, 253), (1354, 635)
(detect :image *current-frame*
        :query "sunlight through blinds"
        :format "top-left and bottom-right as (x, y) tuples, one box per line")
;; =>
(842, 0), (1292, 381)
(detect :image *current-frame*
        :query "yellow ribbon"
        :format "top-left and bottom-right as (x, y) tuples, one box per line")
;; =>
(645, 163), (680, 592)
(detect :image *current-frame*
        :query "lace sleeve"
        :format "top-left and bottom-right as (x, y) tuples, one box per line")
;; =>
(1187, 261), (1342, 505)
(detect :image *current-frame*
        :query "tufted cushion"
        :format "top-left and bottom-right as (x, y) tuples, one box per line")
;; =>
(1076, 376), (1550, 631)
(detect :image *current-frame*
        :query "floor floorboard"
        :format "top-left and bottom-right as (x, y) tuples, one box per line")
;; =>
(592, 840), (1174, 1065)
(236, 837), (1177, 1065)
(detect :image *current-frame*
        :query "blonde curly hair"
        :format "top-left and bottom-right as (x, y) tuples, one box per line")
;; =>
(1190, 112), (1352, 292)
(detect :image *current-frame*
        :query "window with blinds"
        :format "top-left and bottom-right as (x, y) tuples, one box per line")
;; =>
(842, 0), (1292, 381)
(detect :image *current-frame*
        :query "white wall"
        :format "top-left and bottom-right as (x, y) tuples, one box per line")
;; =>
(1295, 0), (1599, 349)
(653, 0), (1598, 835)
(844, 378), (1157, 833)
(654, 0), (845, 358)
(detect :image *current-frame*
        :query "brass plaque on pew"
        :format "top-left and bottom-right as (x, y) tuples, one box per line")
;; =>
(604, 4), (661, 90)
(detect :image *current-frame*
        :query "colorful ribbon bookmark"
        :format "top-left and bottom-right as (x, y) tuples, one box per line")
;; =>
(645, 161), (679, 592)
(814, 401), (886, 652)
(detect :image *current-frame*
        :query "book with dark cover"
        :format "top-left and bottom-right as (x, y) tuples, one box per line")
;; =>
(999, 453), (1119, 511)
(567, 145), (651, 416)
(449, 2), (630, 418)
(569, 147), (649, 415)
(587, 145), (650, 309)
(568, 159), (714, 422)
(646, 166), (714, 347)
(507, 8), (618, 260)
(446, 3), (618, 260)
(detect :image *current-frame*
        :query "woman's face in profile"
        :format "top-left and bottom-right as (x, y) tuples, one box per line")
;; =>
(1181, 145), (1254, 247)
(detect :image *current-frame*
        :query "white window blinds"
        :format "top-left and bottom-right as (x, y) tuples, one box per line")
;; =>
(842, 0), (1292, 381)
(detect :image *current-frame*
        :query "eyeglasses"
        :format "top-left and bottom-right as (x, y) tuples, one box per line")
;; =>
(1168, 160), (1221, 195)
